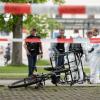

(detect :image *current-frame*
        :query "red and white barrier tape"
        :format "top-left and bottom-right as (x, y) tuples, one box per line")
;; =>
(0, 38), (8, 42)
(1, 38), (100, 43)
(0, 3), (100, 14)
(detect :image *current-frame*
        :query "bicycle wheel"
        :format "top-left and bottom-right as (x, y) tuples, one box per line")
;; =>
(8, 75), (41, 88)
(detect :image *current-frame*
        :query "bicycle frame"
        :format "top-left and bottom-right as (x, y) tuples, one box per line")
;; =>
(8, 50), (90, 89)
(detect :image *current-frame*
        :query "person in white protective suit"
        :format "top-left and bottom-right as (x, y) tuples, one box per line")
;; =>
(84, 31), (93, 80)
(89, 28), (100, 83)
(85, 31), (93, 62)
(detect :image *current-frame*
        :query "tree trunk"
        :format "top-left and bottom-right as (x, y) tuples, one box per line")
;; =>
(11, 15), (23, 65)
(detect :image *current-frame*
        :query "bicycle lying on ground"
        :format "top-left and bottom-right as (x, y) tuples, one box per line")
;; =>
(8, 67), (70, 89)
(8, 51), (90, 89)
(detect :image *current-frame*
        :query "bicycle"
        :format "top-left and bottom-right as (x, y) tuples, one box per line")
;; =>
(8, 51), (90, 89)
(8, 67), (70, 89)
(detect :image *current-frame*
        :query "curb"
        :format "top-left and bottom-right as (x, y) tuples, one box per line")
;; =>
(0, 80), (100, 87)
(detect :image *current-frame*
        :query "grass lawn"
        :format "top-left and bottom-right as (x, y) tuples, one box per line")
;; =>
(37, 59), (50, 66)
(0, 59), (50, 79)
(0, 65), (49, 79)
(0, 66), (90, 79)
(0, 59), (90, 79)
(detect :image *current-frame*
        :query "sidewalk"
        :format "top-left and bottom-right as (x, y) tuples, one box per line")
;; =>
(0, 85), (100, 100)
(0, 79), (100, 100)
(0, 79), (100, 87)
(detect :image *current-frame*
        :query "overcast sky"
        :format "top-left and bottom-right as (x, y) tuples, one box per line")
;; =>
(65, 0), (100, 6)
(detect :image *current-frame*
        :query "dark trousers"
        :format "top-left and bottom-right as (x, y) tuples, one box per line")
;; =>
(55, 54), (64, 82)
(55, 54), (64, 68)
(27, 54), (37, 76)
(4, 54), (10, 65)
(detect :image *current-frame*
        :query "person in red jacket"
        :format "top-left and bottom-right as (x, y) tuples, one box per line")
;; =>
(24, 28), (43, 77)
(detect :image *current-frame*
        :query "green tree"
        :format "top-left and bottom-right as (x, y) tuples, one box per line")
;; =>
(0, 0), (65, 65)
(54, 0), (65, 4)
(24, 14), (62, 38)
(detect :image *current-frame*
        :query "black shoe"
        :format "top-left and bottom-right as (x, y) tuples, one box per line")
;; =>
(35, 68), (37, 72)
(33, 68), (37, 72)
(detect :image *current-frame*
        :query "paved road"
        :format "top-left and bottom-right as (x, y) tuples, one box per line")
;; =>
(0, 86), (100, 100)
